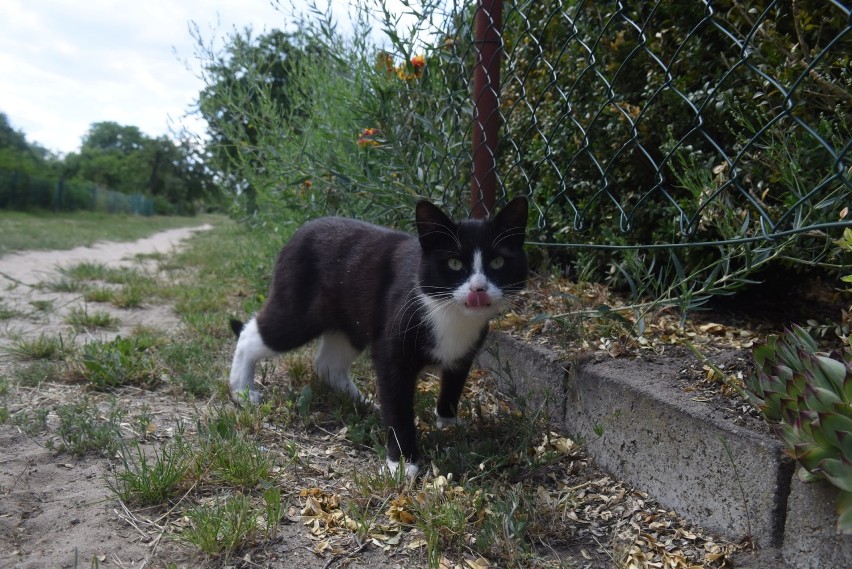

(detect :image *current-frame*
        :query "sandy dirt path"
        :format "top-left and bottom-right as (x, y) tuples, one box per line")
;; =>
(0, 224), (213, 286)
(0, 224), (212, 569)
(0, 224), (213, 350)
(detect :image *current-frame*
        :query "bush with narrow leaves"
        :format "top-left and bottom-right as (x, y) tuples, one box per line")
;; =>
(746, 325), (852, 533)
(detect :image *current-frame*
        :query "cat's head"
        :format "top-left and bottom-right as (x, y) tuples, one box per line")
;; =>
(415, 197), (528, 318)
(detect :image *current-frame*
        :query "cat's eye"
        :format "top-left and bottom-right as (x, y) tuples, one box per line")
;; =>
(489, 256), (505, 269)
(447, 258), (464, 271)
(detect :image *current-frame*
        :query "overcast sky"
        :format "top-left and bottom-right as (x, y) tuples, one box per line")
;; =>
(0, 0), (378, 155)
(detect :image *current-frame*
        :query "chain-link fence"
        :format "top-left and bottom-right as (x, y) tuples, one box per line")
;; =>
(197, 0), (851, 307)
(406, 0), (851, 248)
(333, 0), (838, 308)
(0, 169), (154, 215)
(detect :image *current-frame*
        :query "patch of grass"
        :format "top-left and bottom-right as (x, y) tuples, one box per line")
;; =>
(12, 407), (50, 436)
(135, 251), (167, 262)
(9, 360), (62, 387)
(4, 333), (67, 360)
(78, 336), (159, 390)
(65, 306), (120, 330)
(29, 300), (53, 312)
(128, 326), (168, 350)
(0, 378), (8, 424)
(109, 434), (192, 507)
(0, 302), (20, 320)
(159, 338), (220, 398)
(51, 399), (125, 456)
(472, 488), (535, 562)
(196, 407), (274, 488)
(42, 277), (86, 293)
(102, 267), (151, 286)
(83, 286), (115, 304)
(110, 283), (147, 309)
(180, 495), (260, 558)
(58, 261), (110, 281)
(0, 210), (217, 257)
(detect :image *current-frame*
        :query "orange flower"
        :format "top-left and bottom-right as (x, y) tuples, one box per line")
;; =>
(410, 54), (425, 69)
(357, 128), (380, 148)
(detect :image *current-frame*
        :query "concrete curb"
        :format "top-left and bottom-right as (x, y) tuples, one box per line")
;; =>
(783, 477), (852, 568)
(477, 332), (795, 548)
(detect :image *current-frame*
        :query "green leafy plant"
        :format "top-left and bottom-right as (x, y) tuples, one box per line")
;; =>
(745, 325), (852, 533)
(79, 336), (158, 390)
(837, 228), (852, 291)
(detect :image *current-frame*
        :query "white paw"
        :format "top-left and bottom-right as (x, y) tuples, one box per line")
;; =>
(385, 458), (420, 478)
(231, 388), (261, 406)
(435, 409), (459, 429)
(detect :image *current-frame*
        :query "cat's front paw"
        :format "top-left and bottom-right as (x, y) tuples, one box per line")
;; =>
(230, 388), (261, 406)
(385, 458), (420, 478)
(435, 409), (460, 430)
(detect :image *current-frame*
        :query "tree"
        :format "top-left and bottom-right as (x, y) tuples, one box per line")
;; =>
(64, 122), (221, 214)
(194, 28), (327, 211)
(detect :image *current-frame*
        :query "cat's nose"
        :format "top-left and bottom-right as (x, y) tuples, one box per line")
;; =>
(469, 274), (488, 291)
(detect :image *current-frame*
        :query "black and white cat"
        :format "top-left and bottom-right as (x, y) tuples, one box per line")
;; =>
(228, 197), (528, 475)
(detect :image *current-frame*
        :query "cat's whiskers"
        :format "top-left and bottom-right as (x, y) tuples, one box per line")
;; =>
(491, 226), (526, 249)
(418, 221), (462, 249)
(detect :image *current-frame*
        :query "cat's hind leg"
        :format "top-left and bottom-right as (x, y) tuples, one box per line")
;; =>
(314, 332), (370, 404)
(229, 317), (277, 405)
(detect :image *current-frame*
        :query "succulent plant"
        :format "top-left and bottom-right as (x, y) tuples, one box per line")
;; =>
(746, 325), (852, 534)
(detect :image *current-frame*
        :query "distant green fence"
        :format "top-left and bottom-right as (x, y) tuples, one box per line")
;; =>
(0, 169), (154, 216)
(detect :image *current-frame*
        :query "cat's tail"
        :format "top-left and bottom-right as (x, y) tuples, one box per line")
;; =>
(229, 318), (245, 338)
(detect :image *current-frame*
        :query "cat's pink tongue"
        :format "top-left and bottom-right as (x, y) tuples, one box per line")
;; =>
(466, 291), (491, 308)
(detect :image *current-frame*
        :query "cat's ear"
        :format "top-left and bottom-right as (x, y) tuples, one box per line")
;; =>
(491, 196), (529, 246)
(416, 200), (457, 249)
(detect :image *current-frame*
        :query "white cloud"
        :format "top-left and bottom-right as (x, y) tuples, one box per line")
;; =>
(0, 0), (419, 155)
(0, 0), (296, 154)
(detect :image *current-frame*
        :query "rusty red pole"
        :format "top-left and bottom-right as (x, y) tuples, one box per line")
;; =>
(470, 0), (503, 219)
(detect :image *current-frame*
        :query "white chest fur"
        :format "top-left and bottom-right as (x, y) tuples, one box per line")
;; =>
(419, 294), (491, 367)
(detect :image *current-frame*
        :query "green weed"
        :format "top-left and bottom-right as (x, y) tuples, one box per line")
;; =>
(12, 407), (50, 436)
(0, 302), (19, 320)
(78, 337), (158, 390)
(29, 300), (53, 312)
(159, 339), (218, 398)
(42, 278), (85, 293)
(52, 399), (125, 456)
(59, 261), (110, 281)
(65, 306), (120, 330)
(10, 360), (62, 387)
(110, 284), (147, 309)
(109, 433), (192, 507)
(261, 486), (283, 538)
(83, 286), (115, 304)
(195, 408), (274, 488)
(5, 333), (67, 360)
(180, 495), (259, 558)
